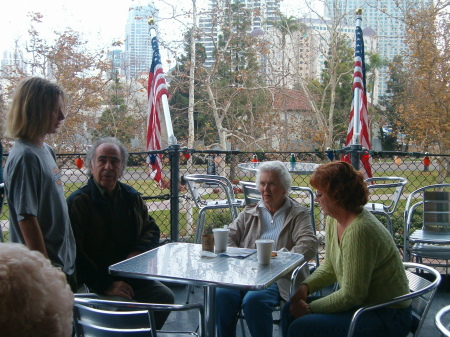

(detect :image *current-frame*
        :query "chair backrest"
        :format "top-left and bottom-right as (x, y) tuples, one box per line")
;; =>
(423, 191), (450, 232)
(347, 262), (441, 337)
(74, 297), (205, 337)
(74, 304), (155, 337)
(240, 182), (320, 272)
(365, 176), (408, 214)
(435, 304), (450, 337)
(403, 184), (450, 262)
(78, 322), (153, 337)
(240, 181), (260, 205)
(290, 186), (320, 272)
(183, 174), (238, 207)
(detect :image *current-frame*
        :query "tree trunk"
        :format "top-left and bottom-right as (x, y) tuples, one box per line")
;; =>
(187, 0), (197, 150)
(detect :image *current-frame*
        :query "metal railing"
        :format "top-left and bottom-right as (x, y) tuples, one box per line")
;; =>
(2, 148), (449, 263)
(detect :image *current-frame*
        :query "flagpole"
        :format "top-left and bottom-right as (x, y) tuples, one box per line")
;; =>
(350, 8), (364, 170)
(148, 18), (177, 146)
(147, 18), (180, 242)
(352, 8), (363, 146)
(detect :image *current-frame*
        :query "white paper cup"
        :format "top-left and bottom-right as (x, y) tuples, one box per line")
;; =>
(255, 239), (274, 264)
(213, 228), (229, 253)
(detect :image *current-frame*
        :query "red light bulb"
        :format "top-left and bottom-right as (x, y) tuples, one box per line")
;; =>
(75, 157), (83, 169)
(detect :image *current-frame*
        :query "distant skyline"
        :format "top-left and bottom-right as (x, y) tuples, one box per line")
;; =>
(0, 0), (322, 66)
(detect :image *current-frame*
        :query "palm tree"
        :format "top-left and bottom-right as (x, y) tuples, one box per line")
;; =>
(365, 52), (388, 106)
(269, 14), (303, 86)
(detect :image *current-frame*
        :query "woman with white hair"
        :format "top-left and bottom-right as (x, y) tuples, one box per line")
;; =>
(0, 243), (74, 337)
(215, 160), (319, 337)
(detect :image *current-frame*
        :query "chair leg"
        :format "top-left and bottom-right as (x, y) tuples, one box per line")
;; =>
(239, 309), (246, 337)
(385, 214), (393, 238)
(195, 209), (207, 244)
(185, 285), (195, 304)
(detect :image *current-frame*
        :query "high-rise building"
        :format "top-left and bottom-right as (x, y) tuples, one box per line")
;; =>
(325, 0), (430, 99)
(262, 18), (376, 91)
(123, 5), (158, 79)
(199, 0), (280, 67)
(108, 49), (123, 79)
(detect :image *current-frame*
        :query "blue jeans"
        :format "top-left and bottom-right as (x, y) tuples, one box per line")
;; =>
(215, 283), (281, 337)
(281, 299), (412, 337)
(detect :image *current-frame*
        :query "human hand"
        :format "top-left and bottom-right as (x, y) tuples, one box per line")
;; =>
(290, 299), (310, 319)
(105, 281), (134, 299)
(127, 251), (141, 259)
(291, 283), (308, 304)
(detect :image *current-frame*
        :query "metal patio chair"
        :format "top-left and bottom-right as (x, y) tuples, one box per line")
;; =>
(364, 176), (408, 237)
(183, 174), (244, 244)
(347, 262), (441, 337)
(73, 295), (206, 337)
(435, 304), (450, 337)
(403, 184), (450, 275)
(240, 180), (260, 205)
(183, 174), (244, 303)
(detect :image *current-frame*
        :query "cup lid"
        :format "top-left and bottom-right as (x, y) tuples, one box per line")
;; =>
(212, 228), (229, 232)
(255, 239), (274, 243)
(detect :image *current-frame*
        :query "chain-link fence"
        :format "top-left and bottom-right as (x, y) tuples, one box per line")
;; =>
(1, 149), (449, 266)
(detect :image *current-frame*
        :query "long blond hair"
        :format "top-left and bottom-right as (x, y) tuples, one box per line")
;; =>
(5, 77), (65, 140)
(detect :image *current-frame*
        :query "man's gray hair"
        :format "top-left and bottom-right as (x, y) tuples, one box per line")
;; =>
(255, 161), (292, 197)
(85, 137), (129, 177)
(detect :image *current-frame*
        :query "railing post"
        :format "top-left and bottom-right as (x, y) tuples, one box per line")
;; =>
(169, 144), (180, 242)
(350, 144), (361, 171)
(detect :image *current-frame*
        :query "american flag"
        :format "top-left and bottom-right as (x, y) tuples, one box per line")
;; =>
(343, 26), (373, 179)
(146, 36), (168, 183)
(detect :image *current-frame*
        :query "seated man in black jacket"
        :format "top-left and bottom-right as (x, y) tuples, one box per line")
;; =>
(67, 137), (174, 329)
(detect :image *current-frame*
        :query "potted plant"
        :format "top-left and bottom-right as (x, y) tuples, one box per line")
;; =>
(201, 210), (232, 252)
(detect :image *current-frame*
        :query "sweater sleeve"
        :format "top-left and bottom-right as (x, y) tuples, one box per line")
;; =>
(304, 217), (337, 294)
(309, 213), (379, 313)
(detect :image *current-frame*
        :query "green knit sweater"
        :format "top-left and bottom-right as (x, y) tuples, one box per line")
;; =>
(305, 208), (410, 313)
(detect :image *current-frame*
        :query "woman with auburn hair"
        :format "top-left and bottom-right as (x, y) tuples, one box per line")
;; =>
(281, 161), (412, 337)
(3, 77), (76, 290)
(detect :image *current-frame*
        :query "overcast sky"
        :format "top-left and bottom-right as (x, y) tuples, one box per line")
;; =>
(0, 0), (322, 63)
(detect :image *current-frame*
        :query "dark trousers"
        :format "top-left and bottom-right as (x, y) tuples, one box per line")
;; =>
(101, 279), (175, 330)
(281, 299), (412, 337)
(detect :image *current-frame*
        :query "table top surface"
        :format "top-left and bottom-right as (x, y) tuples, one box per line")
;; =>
(238, 162), (321, 174)
(109, 243), (304, 290)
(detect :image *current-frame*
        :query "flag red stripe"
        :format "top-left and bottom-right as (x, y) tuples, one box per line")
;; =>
(146, 37), (168, 183)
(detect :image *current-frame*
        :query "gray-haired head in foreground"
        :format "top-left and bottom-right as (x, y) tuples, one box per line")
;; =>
(85, 137), (129, 177)
(255, 161), (292, 196)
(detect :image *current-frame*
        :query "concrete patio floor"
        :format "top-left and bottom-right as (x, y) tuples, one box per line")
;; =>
(162, 275), (449, 337)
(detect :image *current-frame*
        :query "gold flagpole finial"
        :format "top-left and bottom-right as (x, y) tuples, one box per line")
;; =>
(355, 8), (363, 16)
(148, 17), (155, 26)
